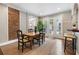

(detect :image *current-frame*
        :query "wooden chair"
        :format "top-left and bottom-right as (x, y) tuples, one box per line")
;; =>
(33, 32), (45, 46)
(33, 34), (40, 46)
(0, 47), (3, 55)
(28, 29), (33, 32)
(17, 30), (32, 52)
(39, 33), (45, 44)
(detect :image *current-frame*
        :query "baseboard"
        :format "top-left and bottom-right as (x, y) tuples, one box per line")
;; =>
(0, 39), (18, 46)
(76, 51), (79, 55)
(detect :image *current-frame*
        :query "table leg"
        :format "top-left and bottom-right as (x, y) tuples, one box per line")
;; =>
(72, 38), (74, 52)
(29, 37), (33, 49)
(74, 37), (77, 54)
(64, 37), (67, 52)
(30, 40), (32, 49)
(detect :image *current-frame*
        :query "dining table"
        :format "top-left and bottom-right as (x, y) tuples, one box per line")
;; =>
(24, 32), (39, 49)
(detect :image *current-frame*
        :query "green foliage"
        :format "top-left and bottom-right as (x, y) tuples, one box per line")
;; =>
(37, 20), (44, 32)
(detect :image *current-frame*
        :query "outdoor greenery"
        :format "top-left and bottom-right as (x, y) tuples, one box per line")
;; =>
(37, 20), (44, 32)
(36, 16), (48, 33)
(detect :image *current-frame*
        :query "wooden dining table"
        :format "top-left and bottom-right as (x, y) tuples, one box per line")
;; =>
(24, 32), (39, 49)
(67, 29), (79, 54)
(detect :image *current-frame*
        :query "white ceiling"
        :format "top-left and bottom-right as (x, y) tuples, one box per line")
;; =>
(7, 3), (73, 16)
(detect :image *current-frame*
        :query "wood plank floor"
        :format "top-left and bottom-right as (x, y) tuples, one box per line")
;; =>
(0, 38), (75, 55)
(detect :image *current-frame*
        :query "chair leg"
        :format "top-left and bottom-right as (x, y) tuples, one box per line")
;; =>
(74, 38), (77, 54)
(42, 39), (43, 44)
(44, 36), (45, 42)
(38, 39), (40, 46)
(18, 43), (19, 50)
(22, 43), (24, 52)
(72, 38), (74, 52)
(74, 38), (76, 54)
(44, 38), (45, 42)
(32, 40), (34, 45)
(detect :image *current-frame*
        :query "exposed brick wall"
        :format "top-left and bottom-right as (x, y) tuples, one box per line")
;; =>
(8, 7), (19, 40)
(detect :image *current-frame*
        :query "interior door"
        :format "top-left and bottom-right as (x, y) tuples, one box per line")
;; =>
(8, 7), (19, 40)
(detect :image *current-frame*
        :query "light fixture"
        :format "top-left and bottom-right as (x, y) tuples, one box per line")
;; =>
(57, 8), (61, 10)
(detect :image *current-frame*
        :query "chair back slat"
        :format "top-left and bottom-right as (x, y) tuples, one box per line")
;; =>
(17, 30), (23, 40)
(39, 33), (45, 39)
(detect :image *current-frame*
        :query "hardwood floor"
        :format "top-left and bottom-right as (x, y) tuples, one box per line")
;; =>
(0, 38), (75, 55)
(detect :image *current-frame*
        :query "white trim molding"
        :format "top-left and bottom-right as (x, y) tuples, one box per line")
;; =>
(0, 39), (18, 46)
(76, 51), (79, 55)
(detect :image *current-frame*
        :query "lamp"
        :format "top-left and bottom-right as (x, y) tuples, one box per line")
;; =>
(73, 24), (77, 29)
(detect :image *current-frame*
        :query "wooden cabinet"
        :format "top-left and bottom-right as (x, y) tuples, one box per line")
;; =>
(8, 7), (19, 40)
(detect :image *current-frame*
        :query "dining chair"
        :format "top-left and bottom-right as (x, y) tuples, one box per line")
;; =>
(28, 29), (33, 32)
(33, 34), (40, 46)
(39, 33), (45, 44)
(33, 32), (45, 46)
(17, 30), (31, 52)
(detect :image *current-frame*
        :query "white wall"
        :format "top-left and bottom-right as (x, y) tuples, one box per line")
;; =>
(0, 4), (8, 43)
(76, 4), (79, 54)
(20, 11), (27, 33)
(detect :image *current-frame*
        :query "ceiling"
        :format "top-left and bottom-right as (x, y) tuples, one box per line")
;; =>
(7, 3), (73, 16)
